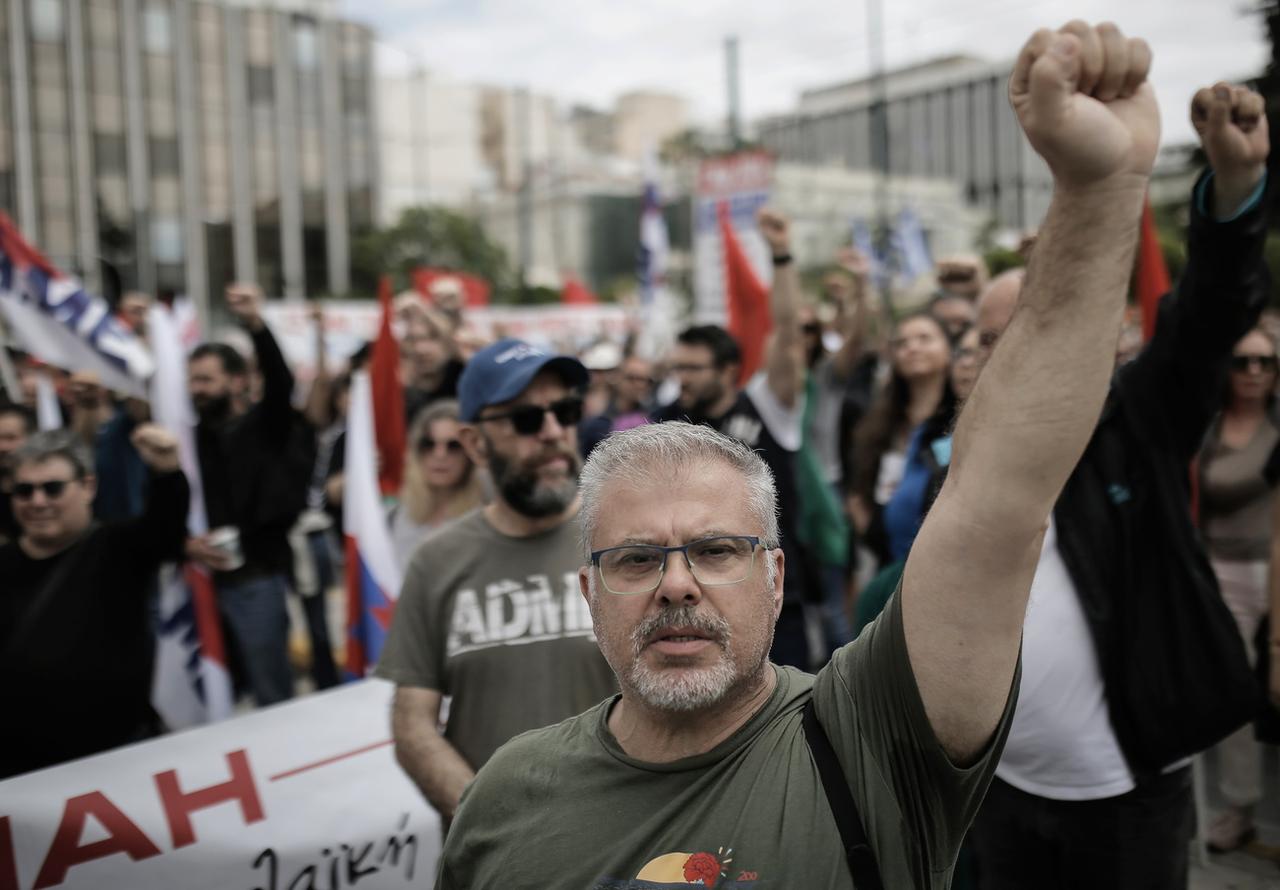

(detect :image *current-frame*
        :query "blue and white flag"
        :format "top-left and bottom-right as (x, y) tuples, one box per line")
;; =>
(638, 153), (669, 308)
(0, 213), (153, 397)
(851, 218), (889, 290)
(891, 208), (933, 283)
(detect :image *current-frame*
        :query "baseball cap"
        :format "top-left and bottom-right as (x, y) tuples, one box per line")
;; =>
(458, 338), (589, 421)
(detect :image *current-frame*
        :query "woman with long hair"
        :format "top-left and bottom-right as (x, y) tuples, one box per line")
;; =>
(1200, 326), (1280, 853)
(389, 400), (486, 569)
(846, 311), (955, 566)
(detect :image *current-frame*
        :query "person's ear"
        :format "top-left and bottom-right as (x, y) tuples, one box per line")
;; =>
(82, 474), (98, 501)
(459, 424), (488, 468)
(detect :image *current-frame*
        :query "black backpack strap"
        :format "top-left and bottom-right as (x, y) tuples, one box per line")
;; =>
(802, 699), (884, 890)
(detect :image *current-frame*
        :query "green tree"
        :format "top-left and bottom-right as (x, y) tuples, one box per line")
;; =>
(350, 206), (513, 299)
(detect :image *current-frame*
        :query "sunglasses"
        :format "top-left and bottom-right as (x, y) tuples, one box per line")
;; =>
(1231, 354), (1278, 373)
(417, 437), (465, 455)
(13, 479), (76, 501)
(477, 396), (584, 436)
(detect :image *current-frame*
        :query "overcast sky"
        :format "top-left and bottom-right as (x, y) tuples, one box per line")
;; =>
(341, 0), (1268, 148)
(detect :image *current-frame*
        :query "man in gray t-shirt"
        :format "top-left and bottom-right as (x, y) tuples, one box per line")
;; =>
(376, 338), (616, 823)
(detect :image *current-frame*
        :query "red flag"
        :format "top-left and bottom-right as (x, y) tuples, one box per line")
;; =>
(560, 277), (598, 305)
(1136, 198), (1170, 343)
(719, 202), (772, 384)
(371, 276), (406, 496)
(412, 267), (491, 308)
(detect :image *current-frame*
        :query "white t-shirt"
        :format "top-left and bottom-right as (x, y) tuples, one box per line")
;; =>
(996, 519), (1135, 800)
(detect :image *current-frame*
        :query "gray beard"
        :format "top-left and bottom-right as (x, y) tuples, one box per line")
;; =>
(488, 449), (578, 519)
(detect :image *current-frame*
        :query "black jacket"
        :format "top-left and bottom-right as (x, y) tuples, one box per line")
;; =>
(1053, 170), (1269, 776)
(197, 325), (312, 581)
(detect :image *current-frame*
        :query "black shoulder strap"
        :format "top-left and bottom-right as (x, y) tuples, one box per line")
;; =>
(802, 699), (884, 890)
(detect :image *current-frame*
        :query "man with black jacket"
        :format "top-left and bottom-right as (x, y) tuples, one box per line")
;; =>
(969, 79), (1270, 888)
(186, 283), (306, 706)
(0, 425), (188, 778)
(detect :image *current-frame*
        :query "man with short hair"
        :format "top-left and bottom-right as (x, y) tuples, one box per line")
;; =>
(0, 426), (188, 778)
(187, 282), (310, 706)
(967, 80), (1272, 886)
(377, 338), (617, 825)
(435, 22), (1163, 888)
(579, 353), (657, 458)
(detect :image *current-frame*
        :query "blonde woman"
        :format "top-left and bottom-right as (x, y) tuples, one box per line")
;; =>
(388, 400), (485, 569)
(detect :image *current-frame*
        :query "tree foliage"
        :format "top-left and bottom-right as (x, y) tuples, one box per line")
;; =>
(350, 206), (513, 298)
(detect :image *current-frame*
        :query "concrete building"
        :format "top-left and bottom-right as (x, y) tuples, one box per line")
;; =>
(757, 56), (1052, 232)
(613, 90), (686, 163)
(377, 71), (488, 221)
(0, 0), (377, 314)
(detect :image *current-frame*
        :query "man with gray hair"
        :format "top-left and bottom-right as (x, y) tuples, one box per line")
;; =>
(435, 20), (1164, 888)
(0, 425), (189, 778)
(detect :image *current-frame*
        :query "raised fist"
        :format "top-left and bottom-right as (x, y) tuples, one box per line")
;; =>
(756, 208), (791, 258)
(1191, 83), (1268, 214)
(1010, 22), (1159, 191)
(130, 423), (181, 472)
(225, 282), (264, 332)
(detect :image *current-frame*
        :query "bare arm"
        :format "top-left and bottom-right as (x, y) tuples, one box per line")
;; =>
(757, 209), (806, 409)
(901, 22), (1159, 763)
(831, 273), (869, 380)
(390, 686), (475, 821)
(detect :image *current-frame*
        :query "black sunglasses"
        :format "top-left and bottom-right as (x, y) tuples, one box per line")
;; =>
(13, 479), (76, 500)
(1231, 354), (1278, 373)
(417, 437), (465, 455)
(477, 396), (584, 435)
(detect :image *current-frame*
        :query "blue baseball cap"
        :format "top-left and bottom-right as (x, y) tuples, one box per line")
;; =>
(458, 338), (589, 421)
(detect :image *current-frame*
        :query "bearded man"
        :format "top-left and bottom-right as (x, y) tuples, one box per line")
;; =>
(377, 338), (618, 826)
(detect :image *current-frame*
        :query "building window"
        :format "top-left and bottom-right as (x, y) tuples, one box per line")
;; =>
(142, 2), (172, 54)
(293, 17), (318, 70)
(151, 216), (184, 264)
(93, 132), (127, 174)
(248, 65), (274, 105)
(149, 136), (180, 175)
(30, 0), (63, 42)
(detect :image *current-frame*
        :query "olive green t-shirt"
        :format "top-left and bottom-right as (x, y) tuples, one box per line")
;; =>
(375, 508), (617, 769)
(437, 588), (1017, 889)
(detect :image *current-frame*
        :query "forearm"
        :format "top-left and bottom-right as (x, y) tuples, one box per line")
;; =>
(832, 281), (867, 379)
(136, 470), (191, 562)
(251, 325), (295, 409)
(951, 183), (1144, 531)
(766, 262), (804, 406)
(392, 722), (475, 818)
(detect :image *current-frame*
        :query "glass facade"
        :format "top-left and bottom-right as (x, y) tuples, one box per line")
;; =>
(0, 0), (375, 303)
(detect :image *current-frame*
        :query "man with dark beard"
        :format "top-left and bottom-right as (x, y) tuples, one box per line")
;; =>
(186, 282), (308, 706)
(376, 338), (617, 827)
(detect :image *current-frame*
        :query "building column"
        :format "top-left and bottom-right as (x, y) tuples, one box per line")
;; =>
(8, 0), (39, 239)
(120, 0), (153, 294)
(223, 4), (255, 284)
(272, 11), (303, 299)
(66, 0), (100, 292)
(173, 0), (208, 319)
(319, 19), (348, 295)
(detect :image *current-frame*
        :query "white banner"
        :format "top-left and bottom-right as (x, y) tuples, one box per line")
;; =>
(0, 680), (441, 890)
(260, 302), (631, 383)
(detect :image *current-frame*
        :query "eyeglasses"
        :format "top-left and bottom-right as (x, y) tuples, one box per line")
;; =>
(590, 535), (762, 595)
(623, 374), (656, 386)
(476, 396), (584, 436)
(1231, 354), (1278, 373)
(417, 437), (464, 455)
(671, 363), (716, 375)
(12, 479), (77, 501)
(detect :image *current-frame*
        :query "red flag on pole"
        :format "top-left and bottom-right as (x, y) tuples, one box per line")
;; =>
(371, 276), (406, 496)
(1136, 198), (1170, 343)
(718, 202), (772, 384)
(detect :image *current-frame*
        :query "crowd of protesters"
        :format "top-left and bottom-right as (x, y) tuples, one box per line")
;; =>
(1, 22), (1280, 888)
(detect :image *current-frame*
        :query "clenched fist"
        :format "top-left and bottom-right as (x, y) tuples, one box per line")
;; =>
(130, 423), (181, 473)
(756, 208), (791, 259)
(1010, 21), (1159, 192)
(225, 282), (265, 332)
(1191, 83), (1268, 218)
